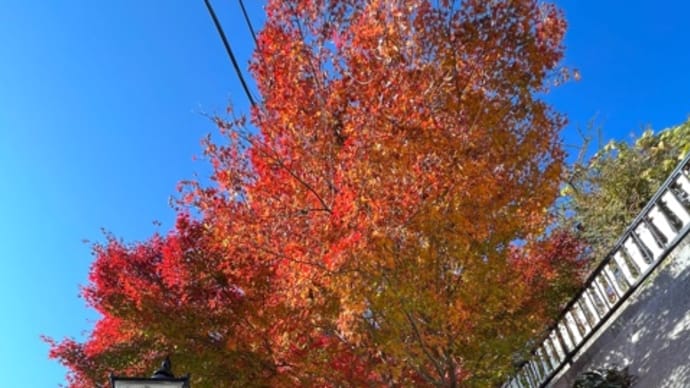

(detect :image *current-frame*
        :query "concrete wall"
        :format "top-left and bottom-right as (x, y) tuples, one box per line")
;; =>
(551, 232), (690, 387)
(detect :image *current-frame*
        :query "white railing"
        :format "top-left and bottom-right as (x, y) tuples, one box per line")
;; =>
(505, 154), (690, 388)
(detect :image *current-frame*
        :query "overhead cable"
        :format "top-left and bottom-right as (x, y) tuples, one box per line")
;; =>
(203, 0), (257, 107)
(238, 0), (258, 45)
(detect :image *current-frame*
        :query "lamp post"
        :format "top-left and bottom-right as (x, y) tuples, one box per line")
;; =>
(110, 357), (190, 388)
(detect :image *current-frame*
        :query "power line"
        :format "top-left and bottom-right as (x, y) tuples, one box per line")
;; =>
(203, 0), (256, 107)
(238, 0), (258, 45)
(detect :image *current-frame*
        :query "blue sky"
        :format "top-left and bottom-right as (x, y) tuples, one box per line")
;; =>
(0, 1), (688, 386)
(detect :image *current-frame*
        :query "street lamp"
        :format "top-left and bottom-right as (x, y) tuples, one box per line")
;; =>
(110, 357), (190, 388)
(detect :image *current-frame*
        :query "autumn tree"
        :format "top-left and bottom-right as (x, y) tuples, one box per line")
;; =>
(48, 1), (584, 386)
(564, 120), (690, 264)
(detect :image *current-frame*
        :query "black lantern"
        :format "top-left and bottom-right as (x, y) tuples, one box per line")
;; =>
(110, 357), (190, 388)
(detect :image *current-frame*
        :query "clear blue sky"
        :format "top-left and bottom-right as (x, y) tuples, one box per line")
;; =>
(0, 1), (688, 386)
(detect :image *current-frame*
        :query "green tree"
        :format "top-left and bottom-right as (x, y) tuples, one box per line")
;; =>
(563, 120), (690, 264)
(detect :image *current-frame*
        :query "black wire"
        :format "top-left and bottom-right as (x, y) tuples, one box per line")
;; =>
(203, 0), (256, 107)
(238, 0), (258, 45)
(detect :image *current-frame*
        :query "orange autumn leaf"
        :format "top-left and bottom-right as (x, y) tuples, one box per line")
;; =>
(47, 1), (584, 387)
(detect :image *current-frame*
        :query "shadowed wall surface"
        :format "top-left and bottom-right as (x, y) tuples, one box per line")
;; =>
(552, 232), (690, 387)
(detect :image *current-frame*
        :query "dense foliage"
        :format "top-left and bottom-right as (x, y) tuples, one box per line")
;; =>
(573, 366), (635, 388)
(564, 120), (690, 263)
(47, 1), (584, 386)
